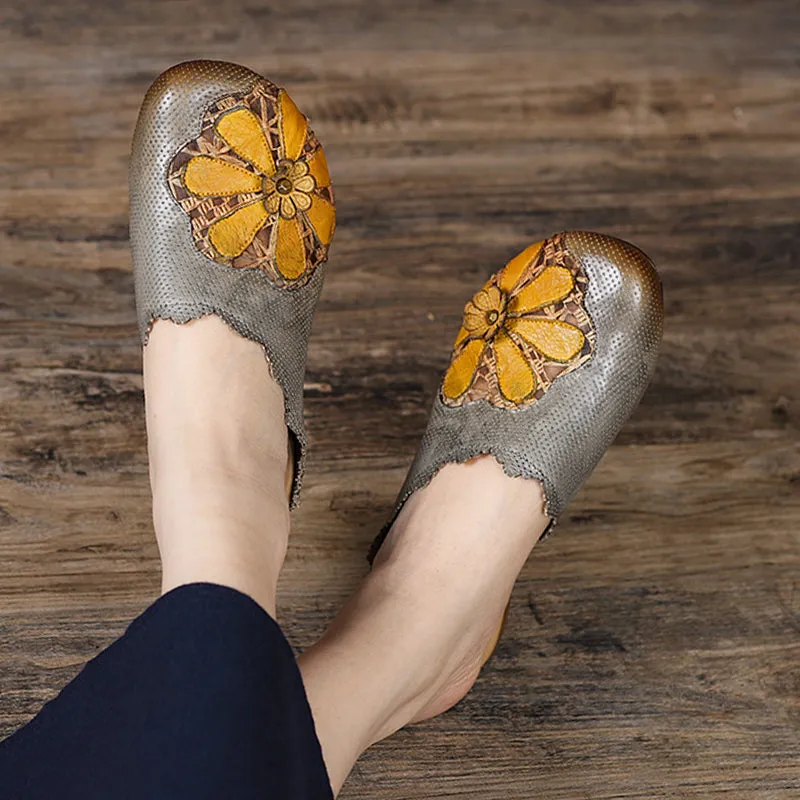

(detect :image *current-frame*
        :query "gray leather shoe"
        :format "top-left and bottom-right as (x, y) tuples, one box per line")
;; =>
(130, 60), (336, 506)
(370, 231), (663, 560)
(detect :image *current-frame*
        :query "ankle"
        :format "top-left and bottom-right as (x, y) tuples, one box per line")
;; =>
(153, 438), (290, 602)
(363, 560), (503, 722)
(159, 541), (285, 618)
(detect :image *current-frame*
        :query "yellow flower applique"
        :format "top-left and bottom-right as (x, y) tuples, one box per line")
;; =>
(442, 234), (595, 409)
(167, 80), (335, 288)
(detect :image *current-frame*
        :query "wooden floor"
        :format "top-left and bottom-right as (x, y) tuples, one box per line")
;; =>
(1, 1), (799, 796)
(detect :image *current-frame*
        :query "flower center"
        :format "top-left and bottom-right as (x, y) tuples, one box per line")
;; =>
(486, 310), (499, 325)
(276, 177), (294, 195)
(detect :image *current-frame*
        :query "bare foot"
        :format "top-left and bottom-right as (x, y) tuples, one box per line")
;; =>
(299, 456), (549, 793)
(143, 315), (292, 616)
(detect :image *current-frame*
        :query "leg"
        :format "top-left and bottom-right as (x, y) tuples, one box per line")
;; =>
(298, 456), (549, 793)
(143, 316), (292, 617)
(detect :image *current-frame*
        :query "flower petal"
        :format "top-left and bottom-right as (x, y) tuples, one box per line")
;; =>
(507, 317), (585, 362)
(275, 215), (307, 280)
(280, 196), (297, 219)
(454, 325), (470, 347)
(443, 339), (485, 400)
(508, 266), (574, 314)
(498, 241), (543, 293)
(280, 90), (309, 162)
(266, 192), (281, 213)
(216, 108), (275, 176)
(293, 175), (316, 193)
(183, 156), (262, 197)
(290, 160), (310, 178)
(305, 195), (336, 245)
(307, 148), (331, 187)
(292, 191), (312, 212)
(473, 285), (502, 312)
(494, 331), (536, 402)
(463, 306), (487, 333)
(209, 202), (268, 258)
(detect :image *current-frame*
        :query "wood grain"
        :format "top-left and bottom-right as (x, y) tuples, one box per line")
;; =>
(1, 0), (798, 796)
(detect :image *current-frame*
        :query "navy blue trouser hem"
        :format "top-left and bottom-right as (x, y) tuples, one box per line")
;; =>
(0, 583), (333, 799)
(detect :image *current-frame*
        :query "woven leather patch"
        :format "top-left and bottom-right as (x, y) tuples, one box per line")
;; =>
(442, 233), (596, 410)
(167, 80), (335, 289)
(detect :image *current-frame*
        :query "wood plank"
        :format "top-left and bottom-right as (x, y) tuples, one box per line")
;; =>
(1, 0), (798, 796)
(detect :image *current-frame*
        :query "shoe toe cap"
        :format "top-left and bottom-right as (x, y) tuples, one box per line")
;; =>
(140, 59), (260, 111)
(132, 61), (262, 168)
(564, 230), (663, 371)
